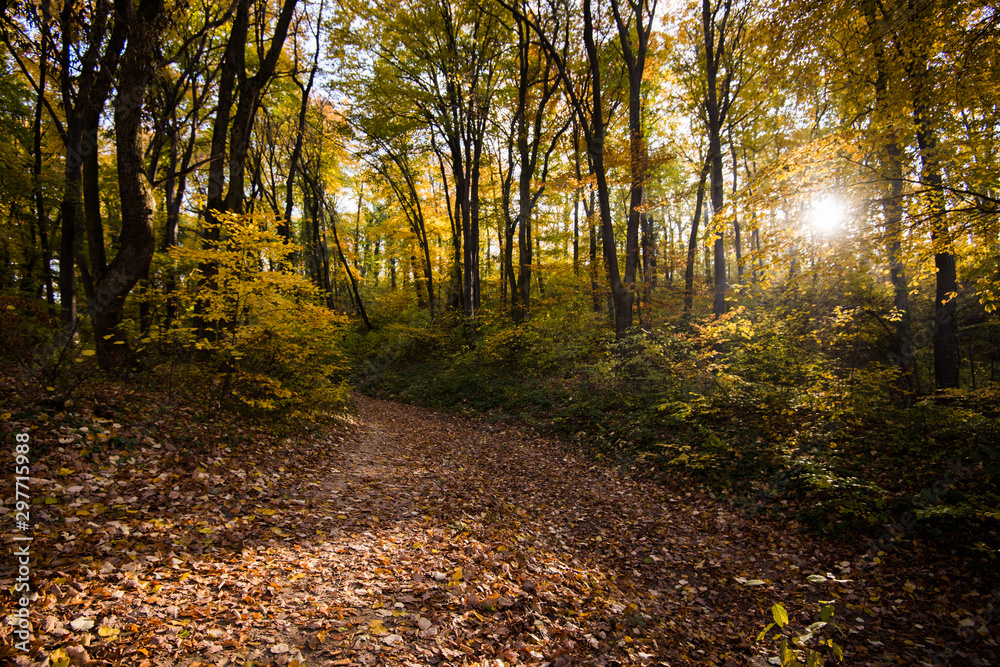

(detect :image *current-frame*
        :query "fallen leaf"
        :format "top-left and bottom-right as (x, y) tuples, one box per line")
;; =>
(69, 617), (94, 632)
(49, 648), (71, 667)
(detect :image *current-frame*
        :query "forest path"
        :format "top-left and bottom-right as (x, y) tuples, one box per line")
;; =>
(4, 395), (995, 667)
(343, 396), (996, 666)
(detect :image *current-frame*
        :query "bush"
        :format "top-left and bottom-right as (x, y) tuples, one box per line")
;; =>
(0, 293), (55, 364)
(0, 293), (105, 406)
(143, 211), (351, 418)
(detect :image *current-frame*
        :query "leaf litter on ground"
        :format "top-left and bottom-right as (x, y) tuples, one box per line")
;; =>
(1, 391), (997, 666)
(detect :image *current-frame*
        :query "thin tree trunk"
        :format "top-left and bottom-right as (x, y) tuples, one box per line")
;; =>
(729, 130), (742, 283)
(321, 195), (372, 330)
(588, 187), (601, 313)
(32, 0), (55, 312)
(866, 0), (914, 384)
(280, 8), (321, 242)
(583, 0), (631, 335)
(609, 0), (655, 335)
(685, 159), (711, 314)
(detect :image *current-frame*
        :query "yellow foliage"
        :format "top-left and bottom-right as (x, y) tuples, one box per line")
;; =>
(151, 211), (350, 416)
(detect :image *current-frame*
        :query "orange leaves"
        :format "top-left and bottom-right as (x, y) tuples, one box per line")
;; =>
(5, 390), (993, 666)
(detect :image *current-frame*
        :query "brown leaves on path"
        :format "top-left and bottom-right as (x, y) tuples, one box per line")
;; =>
(1, 394), (996, 666)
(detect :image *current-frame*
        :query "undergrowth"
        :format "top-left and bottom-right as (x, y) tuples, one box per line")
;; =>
(351, 301), (1000, 565)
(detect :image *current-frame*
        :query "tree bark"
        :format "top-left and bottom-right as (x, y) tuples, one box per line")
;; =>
(729, 129), (742, 283)
(866, 0), (915, 384)
(322, 196), (372, 330)
(280, 5), (321, 242)
(582, 0), (631, 335)
(702, 0), (742, 318)
(56, 0), (125, 325)
(907, 6), (959, 388)
(610, 0), (656, 330)
(685, 158), (711, 314)
(32, 0), (55, 311)
(92, 0), (163, 369)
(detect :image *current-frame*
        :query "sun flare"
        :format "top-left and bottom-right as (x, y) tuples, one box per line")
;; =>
(809, 196), (846, 235)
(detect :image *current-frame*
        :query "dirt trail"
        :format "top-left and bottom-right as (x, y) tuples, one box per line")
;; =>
(343, 396), (996, 666)
(3, 396), (995, 666)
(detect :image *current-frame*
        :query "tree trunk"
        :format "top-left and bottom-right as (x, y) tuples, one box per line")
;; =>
(92, 0), (162, 370)
(31, 1), (55, 312)
(908, 22), (959, 388)
(280, 21), (320, 242)
(685, 159), (711, 314)
(729, 132), (742, 283)
(322, 194), (372, 330)
(641, 211), (655, 310)
(573, 186), (580, 276)
(866, 0), (915, 384)
(703, 0), (740, 318)
(588, 188), (601, 313)
(583, 0), (631, 336)
(610, 0), (655, 335)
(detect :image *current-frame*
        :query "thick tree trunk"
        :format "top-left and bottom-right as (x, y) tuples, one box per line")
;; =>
(92, 0), (162, 369)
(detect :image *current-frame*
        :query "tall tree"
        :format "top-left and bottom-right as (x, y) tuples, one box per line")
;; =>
(90, 0), (165, 368)
(281, 0), (323, 242)
(903, 0), (959, 388)
(701, 0), (747, 318)
(509, 4), (567, 320)
(506, 0), (631, 334)
(610, 0), (658, 321)
(346, 0), (503, 319)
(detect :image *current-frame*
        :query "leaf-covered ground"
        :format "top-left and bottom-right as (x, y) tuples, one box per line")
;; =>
(2, 393), (997, 666)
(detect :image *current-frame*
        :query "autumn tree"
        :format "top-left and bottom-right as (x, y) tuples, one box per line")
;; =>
(506, 0), (635, 334)
(700, 0), (749, 318)
(503, 3), (568, 320)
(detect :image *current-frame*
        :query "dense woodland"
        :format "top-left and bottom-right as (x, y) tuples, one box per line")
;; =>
(1, 0), (999, 663)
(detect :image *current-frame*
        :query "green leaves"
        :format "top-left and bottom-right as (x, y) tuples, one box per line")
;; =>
(760, 600), (842, 666)
(819, 604), (835, 623)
